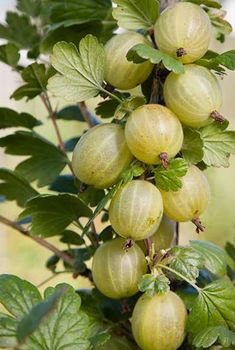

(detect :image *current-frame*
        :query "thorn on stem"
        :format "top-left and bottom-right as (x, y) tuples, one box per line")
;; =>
(159, 152), (169, 169)
(123, 238), (134, 250)
(210, 110), (226, 123)
(176, 48), (187, 57)
(192, 217), (205, 233)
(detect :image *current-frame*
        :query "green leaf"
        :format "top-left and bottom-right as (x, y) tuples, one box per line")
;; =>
(197, 50), (235, 74)
(56, 105), (84, 121)
(18, 284), (91, 350)
(155, 158), (188, 191)
(0, 168), (38, 207)
(48, 0), (112, 28)
(11, 63), (54, 101)
(182, 128), (204, 164)
(182, 0), (222, 8)
(0, 12), (40, 49)
(60, 230), (85, 245)
(0, 275), (41, 319)
(95, 99), (120, 119)
(19, 194), (92, 237)
(0, 131), (68, 187)
(187, 278), (235, 338)
(17, 0), (41, 17)
(0, 314), (18, 348)
(190, 240), (227, 277)
(0, 43), (20, 68)
(113, 0), (160, 30)
(99, 226), (114, 242)
(79, 187), (105, 207)
(208, 9), (233, 43)
(49, 175), (78, 194)
(17, 285), (68, 343)
(169, 246), (202, 282)
(114, 96), (146, 120)
(90, 331), (111, 347)
(199, 121), (235, 167)
(48, 35), (105, 102)
(138, 274), (170, 296)
(127, 44), (185, 74)
(192, 326), (235, 348)
(0, 108), (41, 130)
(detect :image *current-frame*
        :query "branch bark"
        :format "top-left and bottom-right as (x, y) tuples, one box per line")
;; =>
(0, 215), (75, 267)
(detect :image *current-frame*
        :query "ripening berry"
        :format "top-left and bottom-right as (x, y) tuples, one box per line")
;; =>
(92, 238), (147, 299)
(154, 2), (211, 63)
(164, 65), (223, 128)
(109, 180), (163, 240)
(105, 32), (154, 90)
(125, 104), (183, 165)
(132, 291), (187, 350)
(138, 216), (175, 253)
(72, 124), (133, 189)
(160, 165), (210, 224)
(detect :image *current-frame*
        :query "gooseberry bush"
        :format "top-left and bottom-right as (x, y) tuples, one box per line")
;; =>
(1, 0), (235, 349)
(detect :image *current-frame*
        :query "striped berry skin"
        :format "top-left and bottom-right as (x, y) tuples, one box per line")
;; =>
(92, 238), (147, 299)
(109, 180), (163, 241)
(160, 165), (210, 222)
(138, 215), (175, 253)
(164, 64), (223, 128)
(132, 291), (187, 350)
(154, 2), (211, 63)
(104, 32), (154, 90)
(125, 104), (183, 165)
(72, 124), (133, 189)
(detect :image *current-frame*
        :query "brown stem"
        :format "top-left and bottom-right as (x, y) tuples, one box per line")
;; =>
(0, 215), (75, 267)
(79, 101), (96, 128)
(41, 94), (65, 152)
(144, 237), (153, 256)
(192, 217), (205, 233)
(150, 66), (161, 104)
(210, 110), (226, 123)
(40, 94), (74, 174)
(175, 222), (180, 245)
(159, 152), (169, 169)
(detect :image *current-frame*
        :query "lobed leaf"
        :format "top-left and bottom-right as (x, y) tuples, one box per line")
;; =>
(0, 168), (38, 207)
(0, 43), (20, 69)
(182, 128), (204, 164)
(169, 246), (202, 282)
(0, 314), (18, 348)
(113, 0), (160, 30)
(0, 12), (40, 49)
(187, 278), (235, 338)
(192, 326), (235, 348)
(0, 131), (68, 187)
(56, 105), (85, 121)
(197, 50), (235, 74)
(114, 96), (146, 120)
(19, 194), (92, 237)
(190, 240), (228, 277)
(11, 63), (55, 101)
(155, 158), (188, 191)
(199, 121), (235, 167)
(48, 35), (106, 102)
(16, 0), (41, 17)
(127, 44), (185, 74)
(0, 108), (41, 130)
(138, 274), (170, 296)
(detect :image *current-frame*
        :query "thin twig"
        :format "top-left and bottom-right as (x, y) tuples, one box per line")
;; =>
(40, 94), (74, 174)
(79, 101), (96, 128)
(0, 215), (75, 267)
(40, 94), (65, 152)
(175, 222), (179, 245)
(37, 271), (69, 288)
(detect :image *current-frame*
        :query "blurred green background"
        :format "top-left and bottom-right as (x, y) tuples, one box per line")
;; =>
(0, 0), (234, 296)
